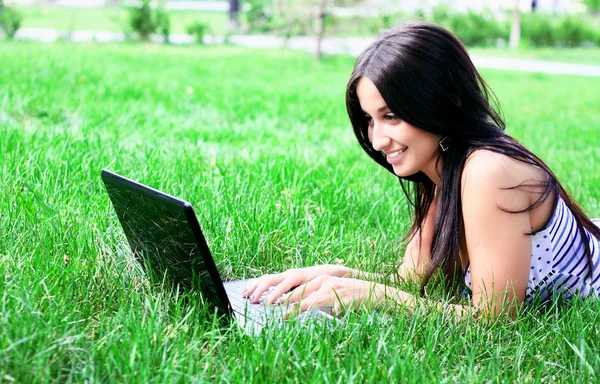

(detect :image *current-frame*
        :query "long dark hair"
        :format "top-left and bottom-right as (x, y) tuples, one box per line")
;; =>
(345, 22), (600, 294)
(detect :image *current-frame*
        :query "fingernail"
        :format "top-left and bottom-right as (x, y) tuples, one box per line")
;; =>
(249, 295), (255, 301)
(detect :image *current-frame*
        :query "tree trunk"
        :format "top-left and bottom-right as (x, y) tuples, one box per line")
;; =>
(314, 0), (327, 62)
(509, 0), (521, 51)
(228, 0), (240, 31)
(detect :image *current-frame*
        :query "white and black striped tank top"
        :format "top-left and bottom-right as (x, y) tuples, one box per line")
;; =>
(464, 196), (600, 302)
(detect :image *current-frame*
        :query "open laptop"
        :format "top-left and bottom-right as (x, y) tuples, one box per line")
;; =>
(101, 169), (336, 334)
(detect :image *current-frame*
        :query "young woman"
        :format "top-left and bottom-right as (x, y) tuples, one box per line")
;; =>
(243, 22), (600, 318)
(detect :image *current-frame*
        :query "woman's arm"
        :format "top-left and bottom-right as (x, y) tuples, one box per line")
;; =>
(461, 150), (534, 317)
(393, 194), (437, 284)
(286, 151), (539, 320)
(282, 276), (473, 318)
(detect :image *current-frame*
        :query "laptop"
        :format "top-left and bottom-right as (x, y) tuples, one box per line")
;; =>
(101, 169), (336, 334)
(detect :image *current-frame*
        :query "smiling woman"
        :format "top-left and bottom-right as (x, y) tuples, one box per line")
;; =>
(358, 77), (442, 183)
(243, 22), (600, 319)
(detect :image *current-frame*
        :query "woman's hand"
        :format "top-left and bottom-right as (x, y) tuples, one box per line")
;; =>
(242, 265), (351, 305)
(281, 276), (384, 317)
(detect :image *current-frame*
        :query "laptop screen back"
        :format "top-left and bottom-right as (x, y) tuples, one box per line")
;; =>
(101, 170), (231, 317)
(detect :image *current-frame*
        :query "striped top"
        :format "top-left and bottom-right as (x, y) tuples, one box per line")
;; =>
(464, 196), (600, 303)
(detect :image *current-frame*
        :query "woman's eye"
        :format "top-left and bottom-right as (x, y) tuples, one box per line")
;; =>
(365, 115), (373, 124)
(384, 114), (398, 121)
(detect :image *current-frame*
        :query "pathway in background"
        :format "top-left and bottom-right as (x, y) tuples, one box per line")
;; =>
(11, 27), (600, 77)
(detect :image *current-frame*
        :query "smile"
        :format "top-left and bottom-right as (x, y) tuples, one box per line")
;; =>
(384, 148), (407, 165)
(386, 148), (407, 158)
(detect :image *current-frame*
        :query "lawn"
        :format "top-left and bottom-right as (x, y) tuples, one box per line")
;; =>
(15, 5), (230, 35)
(1, 41), (599, 382)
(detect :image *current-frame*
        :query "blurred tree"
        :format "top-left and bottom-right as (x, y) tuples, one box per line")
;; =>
(509, 0), (521, 50)
(0, 3), (22, 39)
(583, 0), (600, 13)
(294, 0), (362, 61)
(245, 0), (361, 60)
(129, 0), (155, 41)
(0, 0), (4, 12)
(314, 0), (327, 61)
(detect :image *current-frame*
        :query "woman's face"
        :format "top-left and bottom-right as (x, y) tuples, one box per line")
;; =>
(356, 77), (442, 184)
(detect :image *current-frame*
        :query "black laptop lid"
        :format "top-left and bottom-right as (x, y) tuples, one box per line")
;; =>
(101, 169), (232, 317)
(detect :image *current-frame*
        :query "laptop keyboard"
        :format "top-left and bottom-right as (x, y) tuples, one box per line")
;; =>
(225, 284), (286, 321)
(224, 281), (338, 330)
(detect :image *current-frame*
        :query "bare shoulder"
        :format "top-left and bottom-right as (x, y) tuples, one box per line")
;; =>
(461, 149), (542, 212)
(462, 149), (523, 187)
(459, 149), (537, 312)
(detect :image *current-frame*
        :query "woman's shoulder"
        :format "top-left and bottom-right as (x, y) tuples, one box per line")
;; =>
(461, 148), (538, 188)
(460, 148), (548, 213)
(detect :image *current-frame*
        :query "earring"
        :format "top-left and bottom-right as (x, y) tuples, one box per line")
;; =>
(439, 136), (451, 152)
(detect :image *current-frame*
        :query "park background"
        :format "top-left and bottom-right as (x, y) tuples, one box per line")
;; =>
(1, 0), (600, 382)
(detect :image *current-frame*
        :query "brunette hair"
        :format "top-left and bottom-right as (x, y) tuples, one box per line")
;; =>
(345, 22), (600, 294)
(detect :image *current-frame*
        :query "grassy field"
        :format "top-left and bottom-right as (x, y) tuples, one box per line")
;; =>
(15, 5), (230, 35)
(1, 41), (600, 382)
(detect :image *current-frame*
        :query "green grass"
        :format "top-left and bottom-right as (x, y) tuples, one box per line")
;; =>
(15, 5), (229, 35)
(1, 41), (599, 382)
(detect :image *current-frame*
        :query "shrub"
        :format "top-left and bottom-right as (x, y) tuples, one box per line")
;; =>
(428, 7), (598, 48)
(127, 0), (170, 42)
(187, 22), (208, 44)
(246, 0), (274, 33)
(430, 8), (507, 47)
(324, 14), (382, 37)
(128, 0), (154, 40)
(427, 6), (508, 47)
(521, 13), (557, 47)
(520, 13), (598, 47)
(463, 12), (506, 46)
(430, 4), (451, 26)
(0, 6), (23, 39)
(557, 15), (595, 47)
(583, 0), (600, 13)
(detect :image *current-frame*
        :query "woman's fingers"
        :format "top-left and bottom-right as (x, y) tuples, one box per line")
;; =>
(242, 276), (265, 297)
(284, 290), (331, 318)
(281, 277), (334, 312)
(264, 275), (304, 305)
(332, 296), (355, 315)
(281, 276), (325, 304)
(243, 273), (286, 303)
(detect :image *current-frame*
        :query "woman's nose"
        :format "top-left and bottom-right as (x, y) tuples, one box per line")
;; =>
(371, 123), (391, 151)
